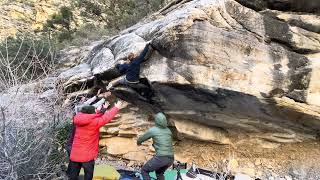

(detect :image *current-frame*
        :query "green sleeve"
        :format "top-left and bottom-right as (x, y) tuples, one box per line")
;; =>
(137, 129), (154, 145)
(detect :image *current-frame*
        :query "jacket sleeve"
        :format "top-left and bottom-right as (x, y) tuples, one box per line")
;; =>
(130, 44), (150, 65)
(74, 96), (97, 113)
(95, 107), (119, 127)
(83, 96), (97, 106)
(137, 129), (153, 145)
(92, 98), (105, 108)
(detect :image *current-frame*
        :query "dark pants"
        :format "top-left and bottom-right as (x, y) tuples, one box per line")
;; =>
(67, 160), (95, 180)
(141, 155), (174, 180)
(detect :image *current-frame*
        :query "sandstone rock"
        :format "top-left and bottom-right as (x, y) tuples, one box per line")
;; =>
(103, 121), (122, 128)
(58, 41), (104, 68)
(106, 127), (120, 135)
(306, 53), (320, 106)
(261, 10), (320, 33)
(173, 119), (230, 144)
(118, 129), (138, 138)
(99, 137), (139, 156)
(284, 175), (292, 180)
(90, 47), (116, 76)
(234, 173), (254, 180)
(255, 159), (262, 166)
(57, 0), (320, 146)
(230, 159), (239, 171)
(235, 0), (320, 13)
(123, 151), (147, 162)
(226, 0), (320, 53)
(240, 168), (256, 178)
(100, 134), (114, 138)
(56, 0), (320, 147)
(57, 63), (94, 91)
(107, 33), (147, 61)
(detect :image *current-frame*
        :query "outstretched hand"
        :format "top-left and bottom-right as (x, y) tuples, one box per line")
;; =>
(114, 100), (128, 109)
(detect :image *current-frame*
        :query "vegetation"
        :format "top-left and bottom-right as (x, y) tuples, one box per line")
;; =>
(42, 0), (168, 48)
(0, 34), (56, 88)
(0, 1), (169, 178)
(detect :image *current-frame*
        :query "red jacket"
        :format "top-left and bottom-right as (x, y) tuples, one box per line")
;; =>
(70, 107), (119, 162)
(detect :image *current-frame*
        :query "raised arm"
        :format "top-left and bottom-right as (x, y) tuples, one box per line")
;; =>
(137, 129), (153, 145)
(83, 96), (97, 105)
(95, 100), (126, 127)
(92, 98), (105, 108)
(131, 43), (151, 65)
(95, 107), (119, 127)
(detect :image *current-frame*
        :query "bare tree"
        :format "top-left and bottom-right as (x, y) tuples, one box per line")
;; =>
(0, 35), (56, 89)
(0, 35), (70, 179)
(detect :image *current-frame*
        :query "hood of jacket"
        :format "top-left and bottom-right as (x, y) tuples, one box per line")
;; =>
(155, 112), (168, 128)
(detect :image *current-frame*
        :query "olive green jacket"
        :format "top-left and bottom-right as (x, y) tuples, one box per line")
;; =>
(137, 113), (174, 156)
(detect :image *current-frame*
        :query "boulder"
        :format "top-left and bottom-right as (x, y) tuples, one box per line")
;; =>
(57, 63), (94, 91)
(118, 129), (138, 138)
(106, 127), (120, 135)
(58, 0), (320, 144)
(261, 10), (320, 33)
(99, 137), (139, 156)
(90, 47), (116, 76)
(173, 119), (230, 144)
(235, 0), (320, 13)
(58, 40), (104, 68)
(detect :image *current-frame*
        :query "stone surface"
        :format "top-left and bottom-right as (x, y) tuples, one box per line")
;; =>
(57, 63), (94, 91)
(90, 47), (116, 76)
(261, 10), (320, 33)
(56, 0), (320, 145)
(58, 41), (104, 68)
(173, 119), (230, 144)
(234, 173), (254, 180)
(106, 127), (120, 135)
(99, 137), (139, 156)
(235, 0), (320, 13)
(118, 129), (138, 138)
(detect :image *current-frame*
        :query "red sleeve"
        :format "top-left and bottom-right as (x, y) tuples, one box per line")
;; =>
(95, 107), (119, 127)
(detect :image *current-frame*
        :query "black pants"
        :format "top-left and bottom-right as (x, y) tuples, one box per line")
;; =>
(141, 155), (174, 180)
(67, 160), (95, 180)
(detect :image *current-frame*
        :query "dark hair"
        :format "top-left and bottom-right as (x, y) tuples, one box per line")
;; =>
(80, 105), (96, 114)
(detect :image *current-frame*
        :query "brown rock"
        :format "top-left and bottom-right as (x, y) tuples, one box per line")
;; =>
(107, 127), (120, 135)
(118, 129), (138, 138)
(99, 137), (139, 156)
(123, 151), (147, 162)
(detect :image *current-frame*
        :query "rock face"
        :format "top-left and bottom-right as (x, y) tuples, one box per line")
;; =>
(1, 0), (320, 178)
(57, 0), (320, 145)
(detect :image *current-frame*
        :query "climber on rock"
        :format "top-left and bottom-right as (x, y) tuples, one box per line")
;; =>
(67, 100), (126, 180)
(106, 41), (155, 91)
(137, 112), (174, 180)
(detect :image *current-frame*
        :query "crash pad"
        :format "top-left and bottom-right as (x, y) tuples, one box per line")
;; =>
(149, 169), (188, 180)
(79, 164), (120, 180)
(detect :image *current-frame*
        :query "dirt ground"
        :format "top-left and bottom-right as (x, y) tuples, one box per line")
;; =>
(173, 139), (320, 179)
